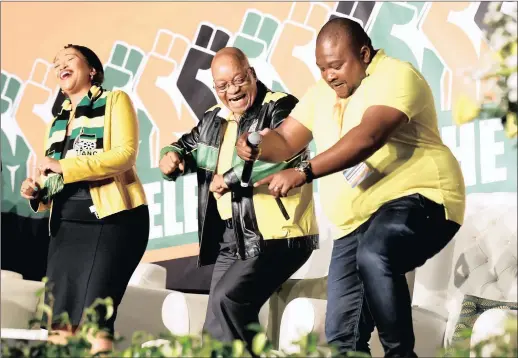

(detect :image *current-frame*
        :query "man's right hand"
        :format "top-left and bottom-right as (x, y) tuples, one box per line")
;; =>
(236, 128), (270, 162)
(159, 151), (185, 176)
(20, 177), (40, 200)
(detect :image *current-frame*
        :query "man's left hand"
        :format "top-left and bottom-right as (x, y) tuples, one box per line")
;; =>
(209, 174), (229, 199)
(38, 157), (62, 175)
(253, 168), (306, 197)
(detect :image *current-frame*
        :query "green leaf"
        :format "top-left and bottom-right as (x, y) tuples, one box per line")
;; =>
(306, 332), (318, 351)
(105, 305), (114, 320)
(38, 304), (53, 318)
(232, 339), (245, 357)
(246, 323), (264, 333)
(35, 287), (46, 298)
(252, 332), (268, 355)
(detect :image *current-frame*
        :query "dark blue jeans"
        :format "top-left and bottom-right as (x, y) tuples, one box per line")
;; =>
(325, 194), (460, 357)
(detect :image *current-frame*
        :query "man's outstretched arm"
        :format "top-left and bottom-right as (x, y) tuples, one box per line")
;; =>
(310, 105), (407, 179)
(236, 116), (313, 163)
(253, 105), (408, 197)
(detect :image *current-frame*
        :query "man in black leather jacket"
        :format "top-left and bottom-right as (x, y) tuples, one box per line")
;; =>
(159, 47), (319, 353)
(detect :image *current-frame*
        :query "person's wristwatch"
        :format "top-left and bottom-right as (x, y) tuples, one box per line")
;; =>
(295, 161), (314, 184)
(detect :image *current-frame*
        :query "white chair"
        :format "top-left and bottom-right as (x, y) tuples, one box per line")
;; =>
(161, 291), (270, 336)
(127, 263), (167, 289)
(114, 263), (172, 349)
(412, 192), (517, 355)
(1, 272), (44, 330)
(1, 270), (23, 281)
(278, 192), (517, 356)
(0, 263), (174, 350)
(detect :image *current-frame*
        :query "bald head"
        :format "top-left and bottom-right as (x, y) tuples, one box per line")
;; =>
(316, 17), (373, 53)
(211, 47), (258, 115)
(211, 47), (250, 72)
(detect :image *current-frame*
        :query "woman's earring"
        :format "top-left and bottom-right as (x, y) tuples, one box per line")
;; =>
(90, 74), (94, 80)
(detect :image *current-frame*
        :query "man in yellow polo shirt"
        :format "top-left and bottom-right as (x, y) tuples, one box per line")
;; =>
(237, 18), (465, 357)
(159, 47), (318, 355)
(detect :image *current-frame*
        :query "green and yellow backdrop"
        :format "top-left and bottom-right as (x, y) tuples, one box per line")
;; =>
(1, 1), (516, 291)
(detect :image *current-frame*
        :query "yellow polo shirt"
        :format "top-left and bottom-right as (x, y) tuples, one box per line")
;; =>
(215, 116), (238, 220)
(291, 50), (466, 239)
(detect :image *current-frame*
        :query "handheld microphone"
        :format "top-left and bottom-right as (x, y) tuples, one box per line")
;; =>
(240, 132), (290, 221)
(275, 197), (290, 221)
(240, 132), (262, 188)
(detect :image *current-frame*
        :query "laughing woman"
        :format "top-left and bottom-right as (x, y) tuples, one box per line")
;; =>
(19, 45), (149, 353)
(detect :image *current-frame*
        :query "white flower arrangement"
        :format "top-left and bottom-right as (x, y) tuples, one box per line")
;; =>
(454, 2), (517, 138)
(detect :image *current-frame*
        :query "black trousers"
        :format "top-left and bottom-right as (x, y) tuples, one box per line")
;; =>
(203, 224), (312, 354)
(45, 205), (150, 334)
(325, 194), (460, 357)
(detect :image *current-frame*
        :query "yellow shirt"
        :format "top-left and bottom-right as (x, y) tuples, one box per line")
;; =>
(215, 115), (239, 220)
(291, 50), (466, 239)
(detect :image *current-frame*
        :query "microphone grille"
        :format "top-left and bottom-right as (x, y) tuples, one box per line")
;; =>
(248, 131), (263, 146)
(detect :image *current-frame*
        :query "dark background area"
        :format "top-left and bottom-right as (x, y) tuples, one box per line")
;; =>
(1, 212), (212, 294)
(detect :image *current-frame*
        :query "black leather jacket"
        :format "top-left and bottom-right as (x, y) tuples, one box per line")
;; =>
(161, 82), (319, 266)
